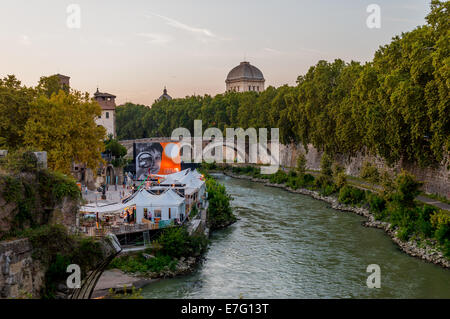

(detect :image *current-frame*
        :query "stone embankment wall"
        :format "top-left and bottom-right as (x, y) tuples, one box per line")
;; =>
(0, 239), (45, 298)
(278, 143), (449, 198)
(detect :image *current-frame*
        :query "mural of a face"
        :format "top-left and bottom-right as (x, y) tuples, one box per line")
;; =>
(134, 142), (180, 180)
(138, 148), (162, 175)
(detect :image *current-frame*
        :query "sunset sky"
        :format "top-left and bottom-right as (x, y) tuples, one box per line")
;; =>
(0, 0), (430, 105)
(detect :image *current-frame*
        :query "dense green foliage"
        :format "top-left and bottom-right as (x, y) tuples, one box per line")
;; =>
(0, 75), (105, 174)
(109, 226), (209, 275)
(360, 162), (380, 183)
(109, 252), (178, 274)
(104, 136), (128, 168)
(116, 2), (449, 168)
(204, 173), (237, 229)
(0, 153), (81, 239)
(23, 224), (104, 298)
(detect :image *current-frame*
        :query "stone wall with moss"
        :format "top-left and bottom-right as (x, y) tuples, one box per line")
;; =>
(0, 238), (45, 298)
(0, 169), (81, 239)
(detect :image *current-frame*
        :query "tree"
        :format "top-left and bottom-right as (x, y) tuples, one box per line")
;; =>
(23, 90), (106, 174)
(296, 152), (307, 176)
(105, 137), (127, 158)
(0, 75), (35, 148)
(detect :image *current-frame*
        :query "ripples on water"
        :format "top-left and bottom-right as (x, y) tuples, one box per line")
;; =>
(142, 174), (450, 299)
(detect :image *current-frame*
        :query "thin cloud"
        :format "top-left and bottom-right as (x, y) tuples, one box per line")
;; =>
(263, 48), (283, 54)
(144, 13), (227, 42)
(263, 47), (328, 56)
(137, 32), (173, 44)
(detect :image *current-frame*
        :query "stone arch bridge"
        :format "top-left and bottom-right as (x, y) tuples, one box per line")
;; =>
(119, 137), (278, 165)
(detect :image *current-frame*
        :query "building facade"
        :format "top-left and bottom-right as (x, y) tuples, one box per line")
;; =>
(225, 61), (265, 92)
(94, 88), (117, 138)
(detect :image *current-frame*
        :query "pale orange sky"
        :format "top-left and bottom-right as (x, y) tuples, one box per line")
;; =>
(0, 0), (430, 105)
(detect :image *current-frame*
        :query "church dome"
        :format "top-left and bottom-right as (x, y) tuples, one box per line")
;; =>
(226, 61), (265, 83)
(158, 87), (172, 101)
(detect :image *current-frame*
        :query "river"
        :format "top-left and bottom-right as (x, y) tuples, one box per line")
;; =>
(141, 173), (450, 298)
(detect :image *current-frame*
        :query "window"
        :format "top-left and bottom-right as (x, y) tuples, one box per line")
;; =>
(257, 86), (259, 91)
(249, 86), (251, 91)
(253, 86), (256, 91)
(154, 210), (161, 218)
(169, 208), (171, 219)
(106, 112), (109, 119)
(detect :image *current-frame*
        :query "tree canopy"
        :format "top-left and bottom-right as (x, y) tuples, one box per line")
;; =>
(0, 75), (106, 174)
(116, 1), (449, 168)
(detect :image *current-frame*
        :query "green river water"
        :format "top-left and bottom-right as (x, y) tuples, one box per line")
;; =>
(141, 173), (450, 298)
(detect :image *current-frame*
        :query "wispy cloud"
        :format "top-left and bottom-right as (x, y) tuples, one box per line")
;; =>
(263, 47), (328, 56)
(137, 32), (173, 44)
(144, 13), (227, 42)
(263, 48), (283, 54)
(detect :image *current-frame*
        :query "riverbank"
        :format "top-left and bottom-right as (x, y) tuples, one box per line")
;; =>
(92, 255), (200, 298)
(222, 170), (450, 269)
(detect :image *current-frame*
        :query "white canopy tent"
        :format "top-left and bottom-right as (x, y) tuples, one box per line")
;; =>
(134, 189), (186, 223)
(80, 188), (186, 224)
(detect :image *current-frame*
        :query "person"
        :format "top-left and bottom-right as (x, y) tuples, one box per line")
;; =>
(136, 143), (163, 180)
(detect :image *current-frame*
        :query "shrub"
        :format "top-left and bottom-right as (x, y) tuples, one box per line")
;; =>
(366, 192), (386, 215)
(397, 226), (414, 241)
(201, 162), (218, 170)
(434, 220), (450, 245)
(2, 175), (22, 203)
(321, 184), (336, 196)
(360, 161), (380, 183)
(338, 185), (365, 205)
(269, 170), (288, 184)
(334, 172), (347, 190)
(286, 176), (299, 189)
(415, 205), (437, 238)
(303, 174), (315, 185)
(320, 153), (333, 177)
(206, 177), (236, 229)
(388, 170), (422, 208)
(156, 227), (190, 258)
(2, 149), (39, 173)
(296, 152), (307, 176)
(314, 174), (332, 189)
(109, 253), (177, 274)
(332, 162), (344, 177)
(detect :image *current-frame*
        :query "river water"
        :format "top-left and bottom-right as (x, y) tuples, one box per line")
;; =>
(142, 173), (450, 298)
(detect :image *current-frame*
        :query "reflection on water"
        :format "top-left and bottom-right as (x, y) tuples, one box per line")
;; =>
(142, 174), (450, 299)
